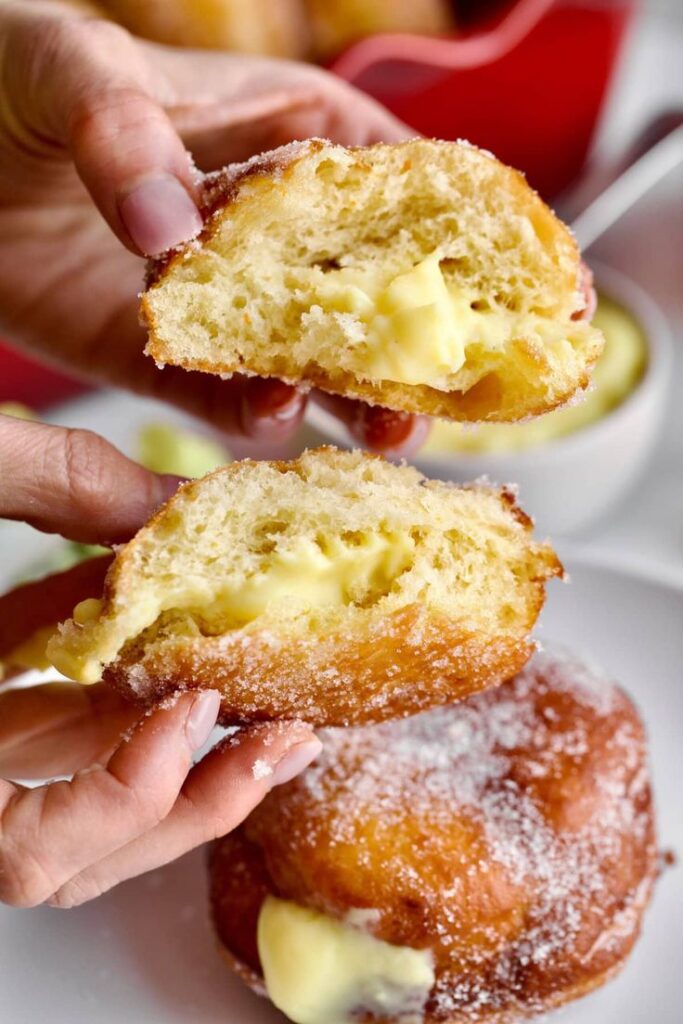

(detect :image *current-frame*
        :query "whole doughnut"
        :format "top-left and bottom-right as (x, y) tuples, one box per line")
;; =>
(209, 652), (657, 1023)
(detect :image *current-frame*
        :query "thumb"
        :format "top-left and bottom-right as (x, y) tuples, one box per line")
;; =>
(3, 5), (202, 255)
(0, 414), (181, 543)
(49, 720), (322, 908)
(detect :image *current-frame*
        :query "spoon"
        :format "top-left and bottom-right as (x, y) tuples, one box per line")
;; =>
(571, 123), (683, 251)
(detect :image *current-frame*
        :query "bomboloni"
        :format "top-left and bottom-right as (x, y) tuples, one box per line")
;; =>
(47, 448), (561, 727)
(209, 652), (657, 1023)
(141, 138), (603, 423)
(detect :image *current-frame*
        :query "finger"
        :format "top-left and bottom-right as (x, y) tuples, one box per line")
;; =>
(108, 304), (308, 441)
(313, 393), (432, 457)
(122, 356), (307, 443)
(4, 7), (201, 254)
(0, 682), (140, 780)
(50, 721), (321, 908)
(0, 555), (112, 667)
(238, 377), (307, 441)
(177, 90), (411, 172)
(0, 690), (220, 908)
(151, 46), (414, 166)
(0, 416), (181, 544)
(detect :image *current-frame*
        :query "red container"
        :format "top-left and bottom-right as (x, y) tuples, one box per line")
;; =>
(0, 341), (87, 410)
(0, 0), (634, 410)
(332, 0), (635, 199)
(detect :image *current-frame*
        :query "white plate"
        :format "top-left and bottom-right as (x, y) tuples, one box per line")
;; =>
(0, 553), (681, 1024)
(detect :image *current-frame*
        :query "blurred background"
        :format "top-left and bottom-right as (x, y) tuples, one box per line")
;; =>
(1, 0), (682, 581)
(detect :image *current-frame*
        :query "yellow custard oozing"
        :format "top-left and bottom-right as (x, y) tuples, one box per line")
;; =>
(48, 528), (417, 684)
(423, 293), (646, 453)
(257, 896), (435, 1024)
(313, 252), (567, 389)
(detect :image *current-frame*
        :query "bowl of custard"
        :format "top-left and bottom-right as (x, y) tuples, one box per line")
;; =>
(305, 263), (672, 535)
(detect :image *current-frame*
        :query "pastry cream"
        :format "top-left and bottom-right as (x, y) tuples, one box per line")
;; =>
(257, 896), (435, 1024)
(314, 253), (556, 388)
(201, 530), (416, 623)
(73, 598), (104, 625)
(49, 528), (417, 683)
(424, 294), (646, 453)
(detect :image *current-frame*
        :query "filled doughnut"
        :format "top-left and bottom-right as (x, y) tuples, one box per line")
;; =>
(303, 0), (455, 60)
(95, 0), (309, 57)
(47, 448), (561, 727)
(142, 138), (603, 423)
(209, 651), (657, 1023)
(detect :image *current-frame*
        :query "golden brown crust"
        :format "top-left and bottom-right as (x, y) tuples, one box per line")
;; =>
(96, 451), (561, 728)
(54, 448), (562, 727)
(133, 360), (581, 425)
(141, 139), (601, 424)
(96, 0), (309, 57)
(304, 0), (455, 60)
(106, 605), (541, 727)
(209, 653), (657, 1022)
(140, 343), (595, 423)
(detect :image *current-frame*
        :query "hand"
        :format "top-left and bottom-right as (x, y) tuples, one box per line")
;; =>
(0, 683), (320, 908)
(0, 1), (427, 456)
(0, 412), (322, 908)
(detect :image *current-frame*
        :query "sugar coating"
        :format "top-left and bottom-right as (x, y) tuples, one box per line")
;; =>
(76, 449), (560, 728)
(141, 137), (603, 428)
(241, 651), (657, 1022)
(252, 759), (273, 781)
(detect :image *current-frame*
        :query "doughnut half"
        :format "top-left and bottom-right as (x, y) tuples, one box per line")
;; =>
(47, 448), (561, 727)
(142, 138), (603, 423)
(209, 652), (658, 1022)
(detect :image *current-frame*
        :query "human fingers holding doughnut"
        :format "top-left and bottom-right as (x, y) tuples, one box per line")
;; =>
(0, 0), (424, 454)
(0, 685), (320, 910)
(0, 413), (321, 908)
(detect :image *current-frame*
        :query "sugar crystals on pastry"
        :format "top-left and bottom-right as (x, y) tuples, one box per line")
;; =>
(142, 138), (603, 423)
(47, 448), (561, 727)
(209, 651), (657, 1023)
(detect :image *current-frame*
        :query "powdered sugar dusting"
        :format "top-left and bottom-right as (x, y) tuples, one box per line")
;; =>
(200, 139), (321, 216)
(252, 759), (273, 781)
(247, 651), (656, 1021)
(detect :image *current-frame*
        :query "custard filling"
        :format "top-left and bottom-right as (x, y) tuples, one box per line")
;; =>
(48, 527), (417, 683)
(423, 292), (647, 453)
(257, 896), (435, 1024)
(310, 253), (560, 388)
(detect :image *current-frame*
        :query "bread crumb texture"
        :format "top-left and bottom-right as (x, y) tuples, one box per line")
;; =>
(47, 449), (561, 726)
(142, 139), (603, 422)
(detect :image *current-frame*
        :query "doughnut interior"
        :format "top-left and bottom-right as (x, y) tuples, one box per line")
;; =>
(47, 448), (561, 726)
(142, 138), (603, 423)
(209, 652), (658, 1023)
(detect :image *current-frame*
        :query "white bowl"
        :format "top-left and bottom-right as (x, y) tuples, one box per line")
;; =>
(302, 263), (673, 535)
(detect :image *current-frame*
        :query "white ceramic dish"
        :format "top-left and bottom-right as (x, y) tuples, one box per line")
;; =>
(0, 549), (681, 1024)
(303, 264), (674, 536)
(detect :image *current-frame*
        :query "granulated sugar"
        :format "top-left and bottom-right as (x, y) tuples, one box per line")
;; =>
(251, 759), (273, 782)
(247, 651), (656, 1021)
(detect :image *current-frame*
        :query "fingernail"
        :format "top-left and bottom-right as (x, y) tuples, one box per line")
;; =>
(241, 378), (305, 440)
(119, 174), (203, 256)
(185, 691), (221, 751)
(271, 738), (322, 787)
(353, 406), (413, 450)
(572, 261), (597, 321)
